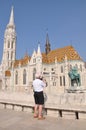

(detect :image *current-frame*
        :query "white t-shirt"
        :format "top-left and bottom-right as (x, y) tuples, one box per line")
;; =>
(33, 78), (46, 92)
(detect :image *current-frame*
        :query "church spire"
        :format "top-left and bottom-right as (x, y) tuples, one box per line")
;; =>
(1, 6), (16, 69)
(45, 33), (51, 55)
(8, 6), (14, 25)
(46, 33), (49, 45)
(37, 43), (41, 54)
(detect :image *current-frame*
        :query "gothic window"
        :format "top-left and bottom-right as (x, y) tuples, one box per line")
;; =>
(60, 76), (62, 86)
(23, 69), (26, 84)
(61, 66), (63, 73)
(37, 58), (40, 62)
(53, 82), (56, 86)
(70, 65), (72, 70)
(51, 68), (54, 71)
(84, 63), (86, 68)
(8, 41), (10, 48)
(75, 64), (78, 69)
(33, 58), (36, 63)
(11, 41), (13, 48)
(80, 64), (82, 72)
(11, 52), (13, 60)
(7, 52), (9, 59)
(11, 62), (12, 67)
(33, 68), (36, 80)
(15, 71), (18, 85)
(63, 76), (65, 86)
(44, 68), (46, 71)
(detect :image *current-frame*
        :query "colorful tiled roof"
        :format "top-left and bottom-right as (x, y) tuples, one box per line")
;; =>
(13, 45), (82, 66)
(14, 55), (31, 67)
(42, 45), (82, 63)
(42, 53), (48, 63)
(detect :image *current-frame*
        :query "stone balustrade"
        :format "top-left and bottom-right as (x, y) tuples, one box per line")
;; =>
(0, 100), (86, 120)
(0, 91), (86, 120)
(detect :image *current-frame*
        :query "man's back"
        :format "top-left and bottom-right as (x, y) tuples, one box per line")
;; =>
(33, 78), (45, 92)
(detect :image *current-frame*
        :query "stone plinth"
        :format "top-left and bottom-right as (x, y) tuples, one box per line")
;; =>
(66, 86), (86, 93)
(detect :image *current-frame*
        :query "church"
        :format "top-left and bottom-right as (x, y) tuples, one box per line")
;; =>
(0, 7), (86, 94)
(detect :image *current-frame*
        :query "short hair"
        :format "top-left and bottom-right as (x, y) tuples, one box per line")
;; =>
(35, 73), (43, 79)
(35, 73), (41, 78)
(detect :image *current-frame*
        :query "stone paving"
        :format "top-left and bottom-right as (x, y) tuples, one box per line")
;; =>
(0, 109), (86, 130)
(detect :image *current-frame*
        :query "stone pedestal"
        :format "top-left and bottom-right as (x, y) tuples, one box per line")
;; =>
(66, 86), (86, 93)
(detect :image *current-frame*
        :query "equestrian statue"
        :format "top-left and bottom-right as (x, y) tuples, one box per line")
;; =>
(68, 67), (81, 86)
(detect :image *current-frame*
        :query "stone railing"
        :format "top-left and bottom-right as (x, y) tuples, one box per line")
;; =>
(0, 91), (86, 120)
(0, 100), (86, 120)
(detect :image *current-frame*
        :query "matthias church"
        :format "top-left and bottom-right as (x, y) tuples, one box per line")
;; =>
(0, 7), (86, 94)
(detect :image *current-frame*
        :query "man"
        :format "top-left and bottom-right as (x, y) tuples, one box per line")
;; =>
(33, 73), (46, 120)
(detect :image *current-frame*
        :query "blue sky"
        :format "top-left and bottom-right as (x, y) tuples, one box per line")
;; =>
(0, 0), (86, 61)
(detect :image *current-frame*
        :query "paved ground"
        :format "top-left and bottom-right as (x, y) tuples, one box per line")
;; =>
(0, 109), (86, 130)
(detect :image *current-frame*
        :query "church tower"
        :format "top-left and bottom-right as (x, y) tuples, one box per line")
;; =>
(1, 7), (16, 70)
(45, 33), (51, 55)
